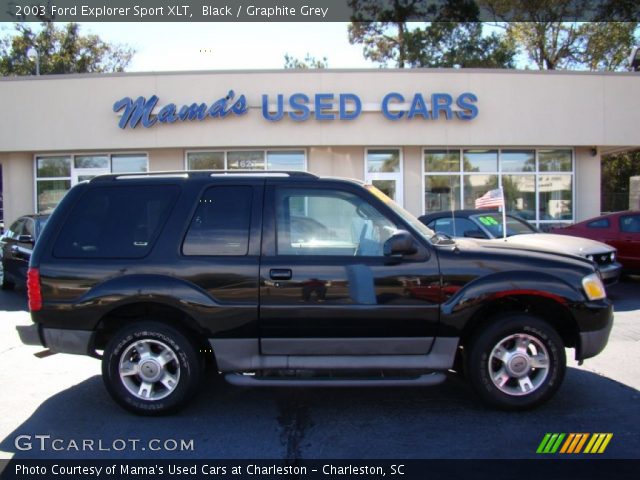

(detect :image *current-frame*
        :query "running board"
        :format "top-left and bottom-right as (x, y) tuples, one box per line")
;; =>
(224, 372), (447, 388)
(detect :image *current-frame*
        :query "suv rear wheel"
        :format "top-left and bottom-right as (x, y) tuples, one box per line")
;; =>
(466, 314), (566, 410)
(102, 321), (203, 415)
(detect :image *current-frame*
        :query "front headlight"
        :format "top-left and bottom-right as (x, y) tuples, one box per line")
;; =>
(611, 252), (616, 262)
(582, 273), (606, 301)
(586, 254), (594, 262)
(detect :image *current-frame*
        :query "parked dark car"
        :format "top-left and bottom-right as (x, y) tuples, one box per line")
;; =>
(552, 211), (640, 274)
(17, 172), (612, 415)
(1, 214), (49, 290)
(419, 210), (622, 285)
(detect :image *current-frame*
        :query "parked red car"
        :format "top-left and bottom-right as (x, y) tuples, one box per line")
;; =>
(552, 211), (640, 274)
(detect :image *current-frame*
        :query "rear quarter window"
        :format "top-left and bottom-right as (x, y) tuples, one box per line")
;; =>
(53, 185), (179, 259)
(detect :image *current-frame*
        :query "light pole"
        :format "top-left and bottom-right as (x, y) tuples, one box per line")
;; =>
(629, 46), (640, 72)
(27, 46), (40, 76)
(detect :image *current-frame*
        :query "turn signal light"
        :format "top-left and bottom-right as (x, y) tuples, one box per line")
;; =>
(27, 268), (42, 312)
(582, 273), (606, 301)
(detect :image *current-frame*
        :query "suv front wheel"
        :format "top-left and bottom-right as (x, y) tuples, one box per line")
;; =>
(466, 314), (566, 410)
(102, 321), (203, 415)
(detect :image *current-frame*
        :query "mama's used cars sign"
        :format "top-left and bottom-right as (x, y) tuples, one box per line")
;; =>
(113, 90), (478, 129)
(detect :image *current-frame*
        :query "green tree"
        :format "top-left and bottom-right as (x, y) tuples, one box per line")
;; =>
(348, 1), (514, 68)
(0, 23), (134, 76)
(283, 53), (328, 69)
(505, 21), (638, 71)
(405, 22), (515, 68)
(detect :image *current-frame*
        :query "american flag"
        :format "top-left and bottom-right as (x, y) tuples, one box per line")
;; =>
(475, 188), (504, 209)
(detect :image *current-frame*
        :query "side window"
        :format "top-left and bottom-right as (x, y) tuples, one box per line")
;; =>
(275, 188), (396, 256)
(6, 219), (25, 239)
(183, 186), (252, 256)
(620, 215), (640, 233)
(587, 219), (610, 228)
(54, 185), (178, 258)
(22, 219), (34, 238)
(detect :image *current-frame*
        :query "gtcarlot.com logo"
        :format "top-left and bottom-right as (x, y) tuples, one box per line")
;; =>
(536, 433), (613, 454)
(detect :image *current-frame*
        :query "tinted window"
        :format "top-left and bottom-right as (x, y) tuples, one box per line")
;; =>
(429, 217), (480, 238)
(620, 215), (640, 233)
(587, 218), (610, 228)
(275, 188), (396, 256)
(6, 219), (24, 239)
(22, 219), (34, 238)
(183, 186), (252, 256)
(54, 185), (178, 258)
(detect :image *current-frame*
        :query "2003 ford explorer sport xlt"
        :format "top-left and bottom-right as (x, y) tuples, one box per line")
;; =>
(17, 171), (613, 415)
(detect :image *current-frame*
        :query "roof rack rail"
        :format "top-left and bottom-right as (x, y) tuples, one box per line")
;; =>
(89, 170), (318, 183)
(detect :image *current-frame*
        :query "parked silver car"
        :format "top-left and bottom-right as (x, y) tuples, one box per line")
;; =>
(419, 210), (622, 285)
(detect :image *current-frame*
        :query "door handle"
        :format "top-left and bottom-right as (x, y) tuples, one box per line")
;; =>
(270, 269), (292, 280)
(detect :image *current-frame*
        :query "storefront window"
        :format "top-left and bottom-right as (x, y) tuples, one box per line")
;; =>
(35, 153), (148, 213)
(425, 175), (461, 212)
(423, 148), (573, 225)
(227, 151), (265, 170)
(187, 152), (224, 170)
(538, 149), (572, 172)
(463, 150), (498, 173)
(539, 175), (572, 220)
(112, 154), (148, 173)
(424, 150), (460, 172)
(503, 174), (536, 221)
(463, 175), (499, 209)
(37, 180), (71, 214)
(267, 151), (305, 171)
(366, 149), (400, 173)
(501, 150), (535, 173)
(74, 155), (109, 169)
(37, 156), (71, 177)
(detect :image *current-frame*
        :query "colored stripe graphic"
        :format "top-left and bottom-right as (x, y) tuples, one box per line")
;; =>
(536, 433), (565, 454)
(538, 433), (613, 454)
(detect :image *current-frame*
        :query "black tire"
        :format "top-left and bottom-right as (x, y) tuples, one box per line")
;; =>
(102, 321), (203, 416)
(466, 314), (566, 411)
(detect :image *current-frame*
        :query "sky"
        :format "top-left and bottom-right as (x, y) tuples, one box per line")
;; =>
(4, 22), (376, 71)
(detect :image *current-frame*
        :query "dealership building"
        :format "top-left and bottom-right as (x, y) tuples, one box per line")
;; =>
(1, 68), (639, 228)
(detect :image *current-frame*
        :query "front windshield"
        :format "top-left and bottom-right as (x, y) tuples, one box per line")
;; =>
(471, 213), (536, 238)
(365, 185), (435, 241)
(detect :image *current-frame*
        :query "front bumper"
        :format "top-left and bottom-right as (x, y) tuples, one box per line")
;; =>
(16, 324), (93, 356)
(599, 261), (623, 286)
(577, 304), (614, 360)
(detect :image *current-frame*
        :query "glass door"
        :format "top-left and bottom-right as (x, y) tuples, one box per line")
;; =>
(365, 149), (403, 206)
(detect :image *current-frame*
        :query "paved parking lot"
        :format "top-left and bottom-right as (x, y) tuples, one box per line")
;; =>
(0, 279), (638, 460)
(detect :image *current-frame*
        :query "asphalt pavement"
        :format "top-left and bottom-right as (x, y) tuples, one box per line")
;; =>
(0, 279), (638, 460)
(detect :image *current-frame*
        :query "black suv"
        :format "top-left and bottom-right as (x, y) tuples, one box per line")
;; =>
(17, 172), (613, 415)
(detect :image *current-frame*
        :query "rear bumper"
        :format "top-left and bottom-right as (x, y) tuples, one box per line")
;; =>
(577, 304), (614, 360)
(16, 324), (93, 356)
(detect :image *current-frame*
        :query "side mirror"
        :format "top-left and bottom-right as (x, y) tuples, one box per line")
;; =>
(383, 231), (418, 257)
(17, 234), (34, 244)
(464, 230), (488, 239)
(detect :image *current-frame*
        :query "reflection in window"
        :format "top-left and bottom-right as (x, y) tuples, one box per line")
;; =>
(112, 154), (148, 173)
(37, 156), (71, 178)
(503, 175), (536, 220)
(74, 155), (109, 169)
(367, 149), (400, 173)
(425, 175), (460, 212)
(424, 150), (460, 172)
(538, 175), (572, 220)
(464, 175), (499, 209)
(463, 150), (497, 173)
(37, 180), (71, 213)
(539, 149), (572, 172)
(276, 189), (396, 256)
(620, 215), (640, 233)
(267, 151), (305, 171)
(187, 152), (224, 170)
(227, 151), (265, 170)
(501, 150), (535, 173)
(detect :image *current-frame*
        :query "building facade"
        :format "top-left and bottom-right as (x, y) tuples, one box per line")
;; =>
(1, 69), (639, 227)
